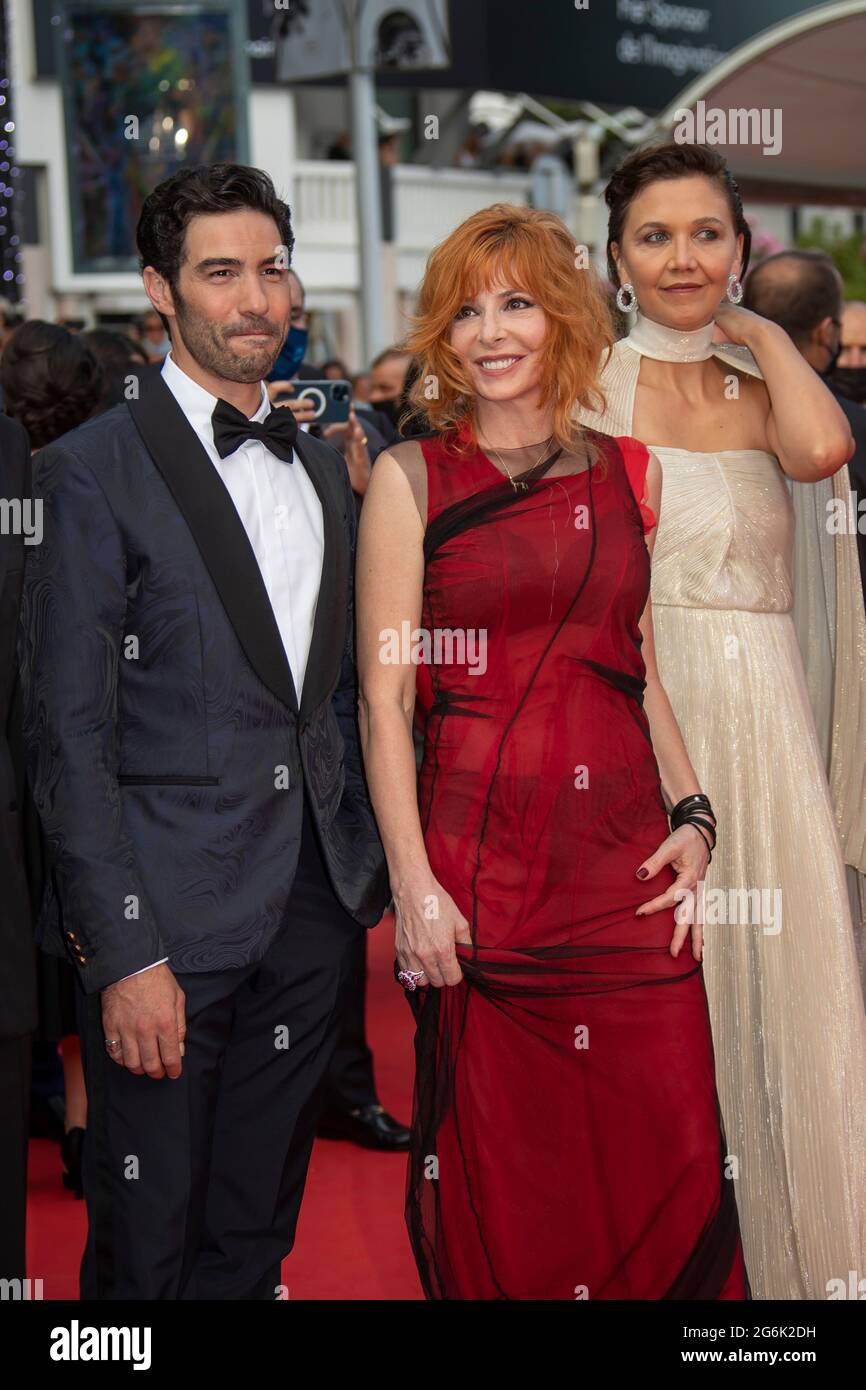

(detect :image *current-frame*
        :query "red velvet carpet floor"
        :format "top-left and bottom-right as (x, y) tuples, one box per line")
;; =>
(25, 914), (425, 1300)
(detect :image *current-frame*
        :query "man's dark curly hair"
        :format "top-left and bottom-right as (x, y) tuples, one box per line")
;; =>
(136, 163), (295, 333)
(1, 320), (104, 450)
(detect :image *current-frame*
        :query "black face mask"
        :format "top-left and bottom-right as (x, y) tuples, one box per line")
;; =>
(373, 396), (401, 427)
(827, 365), (866, 405)
(820, 330), (843, 380)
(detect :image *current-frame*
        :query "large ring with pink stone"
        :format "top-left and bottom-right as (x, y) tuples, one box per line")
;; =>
(397, 968), (426, 992)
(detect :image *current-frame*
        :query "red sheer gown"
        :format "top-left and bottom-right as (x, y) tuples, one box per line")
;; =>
(398, 424), (749, 1301)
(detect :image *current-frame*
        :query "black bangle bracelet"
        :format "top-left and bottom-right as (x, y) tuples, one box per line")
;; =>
(671, 812), (717, 846)
(687, 822), (714, 863)
(670, 793), (713, 821)
(671, 798), (715, 829)
(679, 813), (717, 849)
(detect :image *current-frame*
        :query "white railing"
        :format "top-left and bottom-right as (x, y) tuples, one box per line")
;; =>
(290, 160), (537, 250)
(394, 165), (534, 249)
(291, 162), (357, 245)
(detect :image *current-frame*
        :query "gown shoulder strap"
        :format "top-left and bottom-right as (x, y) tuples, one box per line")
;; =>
(616, 436), (657, 535)
(576, 339), (639, 438)
(419, 429), (498, 527)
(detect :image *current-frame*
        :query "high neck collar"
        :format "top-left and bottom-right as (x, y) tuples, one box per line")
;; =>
(625, 312), (716, 363)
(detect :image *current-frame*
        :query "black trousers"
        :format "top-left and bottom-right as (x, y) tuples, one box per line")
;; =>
(319, 931), (377, 1112)
(75, 802), (365, 1300)
(0, 1033), (31, 1282)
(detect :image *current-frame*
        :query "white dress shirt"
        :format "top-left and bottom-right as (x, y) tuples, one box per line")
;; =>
(118, 353), (324, 983)
(161, 351), (324, 693)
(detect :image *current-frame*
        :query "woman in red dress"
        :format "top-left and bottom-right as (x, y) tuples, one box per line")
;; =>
(356, 204), (748, 1300)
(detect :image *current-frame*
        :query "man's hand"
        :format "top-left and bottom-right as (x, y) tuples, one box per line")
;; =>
(324, 409), (373, 495)
(101, 963), (186, 1079)
(266, 380), (318, 425)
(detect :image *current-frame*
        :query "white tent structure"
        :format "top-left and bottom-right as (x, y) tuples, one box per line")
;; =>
(649, 0), (866, 205)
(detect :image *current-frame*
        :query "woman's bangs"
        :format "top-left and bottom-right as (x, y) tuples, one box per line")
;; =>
(456, 237), (541, 311)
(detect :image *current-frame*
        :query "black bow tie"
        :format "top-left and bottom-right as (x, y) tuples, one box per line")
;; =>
(211, 397), (299, 463)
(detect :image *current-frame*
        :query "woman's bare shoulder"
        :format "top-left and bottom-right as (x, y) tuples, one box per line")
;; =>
(371, 437), (431, 527)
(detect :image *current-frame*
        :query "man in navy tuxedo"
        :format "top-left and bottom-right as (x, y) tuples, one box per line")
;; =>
(19, 163), (389, 1299)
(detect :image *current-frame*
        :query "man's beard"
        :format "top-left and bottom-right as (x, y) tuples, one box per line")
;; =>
(172, 291), (285, 383)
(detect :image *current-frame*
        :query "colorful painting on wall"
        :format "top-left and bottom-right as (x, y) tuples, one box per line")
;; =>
(59, 2), (247, 272)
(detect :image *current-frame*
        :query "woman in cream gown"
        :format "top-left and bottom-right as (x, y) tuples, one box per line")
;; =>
(578, 143), (866, 1300)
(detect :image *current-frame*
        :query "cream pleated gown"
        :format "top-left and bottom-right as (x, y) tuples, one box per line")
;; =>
(579, 318), (866, 1300)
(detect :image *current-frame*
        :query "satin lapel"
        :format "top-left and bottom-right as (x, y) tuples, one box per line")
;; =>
(292, 431), (349, 722)
(127, 370), (299, 714)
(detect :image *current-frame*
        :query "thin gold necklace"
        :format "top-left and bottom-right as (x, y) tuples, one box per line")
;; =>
(480, 433), (556, 492)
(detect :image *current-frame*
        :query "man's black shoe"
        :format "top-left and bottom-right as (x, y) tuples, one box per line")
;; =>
(317, 1103), (411, 1150)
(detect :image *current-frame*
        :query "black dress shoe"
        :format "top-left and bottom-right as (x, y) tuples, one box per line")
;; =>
(317, 1103), (411, 1151)
(61, 1127), (85, 1198)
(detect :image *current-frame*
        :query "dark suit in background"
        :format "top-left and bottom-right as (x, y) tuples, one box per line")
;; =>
(0, 412), (38, 1282)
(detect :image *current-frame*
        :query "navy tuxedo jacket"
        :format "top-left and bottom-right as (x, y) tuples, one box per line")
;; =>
(20, 370), (389, 994)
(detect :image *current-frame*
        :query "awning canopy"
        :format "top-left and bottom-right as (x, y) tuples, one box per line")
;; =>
(650, 0), (866, 205)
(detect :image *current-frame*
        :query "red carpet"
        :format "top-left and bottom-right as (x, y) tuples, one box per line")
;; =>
(26, 914), (425, 1300)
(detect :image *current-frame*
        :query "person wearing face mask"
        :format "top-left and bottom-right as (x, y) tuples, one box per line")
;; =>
(267, 269), (314, 383)
(137, 308), (172, 363)
(367, 347), (411, 429)
(578, 141), (866, 1302)
(830, 301), (866, 406)
(742, 252), (866, 998)
(267, 271), (397, 494)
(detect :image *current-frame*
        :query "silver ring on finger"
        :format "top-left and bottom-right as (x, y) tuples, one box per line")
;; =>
(104, 1038), (123, 1053)
(397, 968), (426, 992)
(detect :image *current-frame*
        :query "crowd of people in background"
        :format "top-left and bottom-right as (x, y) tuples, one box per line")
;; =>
(325, 121), (574, 175)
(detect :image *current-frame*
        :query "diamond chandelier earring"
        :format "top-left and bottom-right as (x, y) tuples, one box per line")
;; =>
(616, 282), (637, 312)
(726, 273), (744, 305)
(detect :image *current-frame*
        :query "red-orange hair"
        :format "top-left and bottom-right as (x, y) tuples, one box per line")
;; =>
(403, 203), (613, 454)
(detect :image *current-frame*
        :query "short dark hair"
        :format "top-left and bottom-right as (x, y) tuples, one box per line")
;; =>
(83, 328), (148, 369)
(136, 163), (294, 334)
(1, 320), (103, 449)
(742, 250), (842, 345)
(605, 141), (752, 289)
(81, 328), (149, 413)
(370, 346), (410, 370)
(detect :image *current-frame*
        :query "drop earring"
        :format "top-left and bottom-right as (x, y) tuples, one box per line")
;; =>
(726, 273), (743, 305)
(616, 282), (637, 312)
